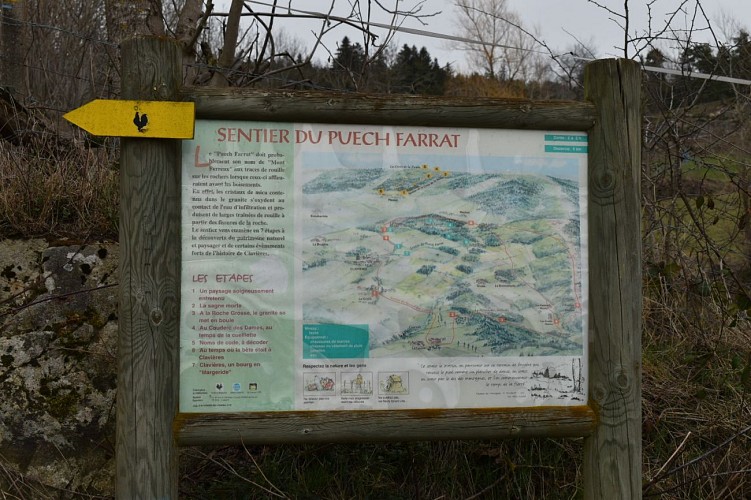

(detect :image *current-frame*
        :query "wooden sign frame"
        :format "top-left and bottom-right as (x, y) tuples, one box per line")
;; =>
(116, 37), (641, 499)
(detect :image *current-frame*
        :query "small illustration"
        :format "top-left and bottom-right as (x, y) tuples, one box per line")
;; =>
(341, 372), (373, 395)
(232, 383), (242, 392)
(133, 111), (148, 133)
(303, 373), (336, 393)
(248, 383), (258, 392)
(215, 383), (224, 391)
(378, 372), (409, 395)
(526, 359), (585, 402)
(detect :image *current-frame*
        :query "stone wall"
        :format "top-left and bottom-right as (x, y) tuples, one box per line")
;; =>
(1, 239), (119, 496)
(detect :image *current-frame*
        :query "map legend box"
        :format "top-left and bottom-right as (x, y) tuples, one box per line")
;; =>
(303, 324), (370, 359)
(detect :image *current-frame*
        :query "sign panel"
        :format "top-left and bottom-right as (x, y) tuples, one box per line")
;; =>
(179, 120), (588, 412)
(64, 99), (195, 138)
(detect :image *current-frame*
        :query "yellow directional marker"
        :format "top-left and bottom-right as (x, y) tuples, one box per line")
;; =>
(64, 99), (195, 139)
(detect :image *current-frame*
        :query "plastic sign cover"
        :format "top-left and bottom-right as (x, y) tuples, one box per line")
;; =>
(179, 121), (588, 412)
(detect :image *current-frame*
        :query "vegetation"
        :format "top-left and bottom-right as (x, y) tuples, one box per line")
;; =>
(416, 264), (436, 276)
(456, 264), (474, 274)
(1, 0), (751, 498)
(0, 136), (119, 239)
(178, 440), (583, 499)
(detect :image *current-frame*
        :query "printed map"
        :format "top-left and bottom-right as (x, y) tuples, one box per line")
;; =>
(300, 160), (585, 359)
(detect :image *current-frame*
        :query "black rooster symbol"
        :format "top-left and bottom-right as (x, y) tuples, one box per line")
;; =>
(133, 111), (148, 132)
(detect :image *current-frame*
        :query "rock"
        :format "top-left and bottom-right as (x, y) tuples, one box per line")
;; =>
(0, 239), (119, 496)
(0, 238), (47, 308)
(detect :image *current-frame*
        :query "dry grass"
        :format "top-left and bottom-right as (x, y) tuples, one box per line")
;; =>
(178, 438), (584, 499)
(642, 275), (751, 498)
(0, 137), (119, 241)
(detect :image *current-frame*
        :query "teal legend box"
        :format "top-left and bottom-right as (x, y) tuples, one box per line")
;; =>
(303, 324), (369, 359)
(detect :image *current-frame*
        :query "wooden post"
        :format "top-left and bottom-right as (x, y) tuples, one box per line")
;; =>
(583, 59), (642, 498)
(116, 37), (181, 499)
(0, 0), (25, 95)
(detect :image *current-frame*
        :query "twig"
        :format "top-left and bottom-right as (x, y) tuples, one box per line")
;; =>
(464, 472), (507, 500)
(646, 423), (751, 493)
(644, 431), (692, 490)
(187, 1), (215, 54)
(241, 439), (288, 498)
(0, 283), (118, 321)
(586, 0), (625, 20)
(184, 448), (288, 498)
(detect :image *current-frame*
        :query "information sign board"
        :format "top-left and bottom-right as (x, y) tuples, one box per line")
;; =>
(180, 120), (588, 413)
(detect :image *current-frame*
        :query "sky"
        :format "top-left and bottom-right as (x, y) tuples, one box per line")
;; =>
(221, 1), (751, 73)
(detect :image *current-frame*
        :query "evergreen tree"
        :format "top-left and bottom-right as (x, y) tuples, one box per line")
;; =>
(730, 30), (751, 79)
(677, 43), (731, 102)
(643, 48), (670, 109)
(331, 37), (366, 80)
(390, 44), (450, 95)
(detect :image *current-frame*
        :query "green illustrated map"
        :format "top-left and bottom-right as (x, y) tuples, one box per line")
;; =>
(301, 160), (585, 359)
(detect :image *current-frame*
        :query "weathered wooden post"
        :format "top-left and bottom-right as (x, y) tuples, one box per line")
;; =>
(116, 37), (181, 498)
(583, 59), (642, 498)
(0, 0), (25, 95)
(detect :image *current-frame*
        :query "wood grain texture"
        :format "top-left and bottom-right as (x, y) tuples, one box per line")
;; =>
(582, 59), (643, 499)
(181, 87), (596, 130)
(117, 37), (181, 500)
(175, 406), (596, 446)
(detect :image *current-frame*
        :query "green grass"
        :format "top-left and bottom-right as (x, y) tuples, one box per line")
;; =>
(681, 155), (747, 183)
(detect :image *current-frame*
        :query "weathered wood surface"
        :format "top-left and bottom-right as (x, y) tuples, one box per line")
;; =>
(182, 87), (596, 130)
(1, 0), (24, 95)
(582, 59), (643, 499)
(117, 37), (181, 499)
(176, 406), (596, 446)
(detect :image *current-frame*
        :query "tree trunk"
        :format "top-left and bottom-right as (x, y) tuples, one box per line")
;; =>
(105, 0), (164, 42)
(0, 0), (26, 97)
(208, 0), (244, 87)
(174, 0), (206, 84)
(104, 0), (165, 96)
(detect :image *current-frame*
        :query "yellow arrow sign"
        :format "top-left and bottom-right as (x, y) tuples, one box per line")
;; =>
(64, 99), (195, 139)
